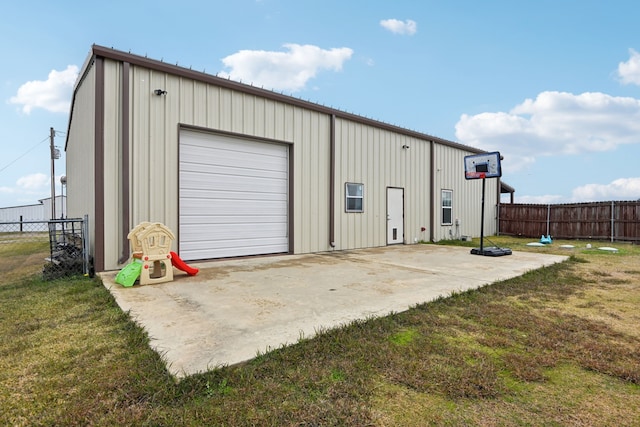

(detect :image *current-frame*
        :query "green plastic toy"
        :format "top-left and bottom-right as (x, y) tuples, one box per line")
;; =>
(115, 259), (143, 287)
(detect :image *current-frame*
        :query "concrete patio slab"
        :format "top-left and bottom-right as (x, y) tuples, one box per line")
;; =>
(100, 244), (567, 377)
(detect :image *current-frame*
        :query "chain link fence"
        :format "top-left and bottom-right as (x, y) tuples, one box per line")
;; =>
(0, 216), (91, 281)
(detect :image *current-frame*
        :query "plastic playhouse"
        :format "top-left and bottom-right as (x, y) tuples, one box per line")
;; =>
(115, 222), (199, 287)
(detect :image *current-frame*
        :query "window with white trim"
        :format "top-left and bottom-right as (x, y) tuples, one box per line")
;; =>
(345, 183), (364, 212)
(441, 189), (453, 225)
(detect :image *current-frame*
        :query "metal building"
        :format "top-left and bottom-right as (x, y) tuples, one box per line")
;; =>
(65, 45), (509, 272)
(0, 196), (66, 223)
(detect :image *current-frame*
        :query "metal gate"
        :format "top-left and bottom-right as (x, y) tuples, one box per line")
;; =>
(0, 215), (91, 280)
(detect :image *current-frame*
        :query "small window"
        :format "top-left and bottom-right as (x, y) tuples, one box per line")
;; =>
(442, 190), (453, 225)
(345, 183), (364, 212)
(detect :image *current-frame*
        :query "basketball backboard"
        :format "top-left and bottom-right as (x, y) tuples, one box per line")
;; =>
(464, 151), (502, 180)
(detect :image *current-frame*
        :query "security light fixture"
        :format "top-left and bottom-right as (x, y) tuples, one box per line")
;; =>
(154, 89), (167, 96)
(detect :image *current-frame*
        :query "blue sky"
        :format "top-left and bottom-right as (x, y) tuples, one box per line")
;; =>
(1, 0), (640, 208)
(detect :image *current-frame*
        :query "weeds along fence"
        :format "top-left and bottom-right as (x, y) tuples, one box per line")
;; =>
(0, 216), (91, 281)
(499, 201), (640, 242)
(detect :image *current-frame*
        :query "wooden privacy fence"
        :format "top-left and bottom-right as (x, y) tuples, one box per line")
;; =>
(498, 201), (640, 242)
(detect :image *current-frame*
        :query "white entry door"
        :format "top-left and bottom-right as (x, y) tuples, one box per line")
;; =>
(387, 187), (404, 245)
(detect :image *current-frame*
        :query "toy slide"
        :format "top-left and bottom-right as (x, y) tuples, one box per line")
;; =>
(170, 251), (199, 276)
(115, 259), (143, 287)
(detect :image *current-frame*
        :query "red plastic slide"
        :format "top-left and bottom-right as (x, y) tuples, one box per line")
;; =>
(170, 251), (199, 276)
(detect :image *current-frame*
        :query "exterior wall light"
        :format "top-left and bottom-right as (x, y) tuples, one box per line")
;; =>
(154, 89), (167, 96)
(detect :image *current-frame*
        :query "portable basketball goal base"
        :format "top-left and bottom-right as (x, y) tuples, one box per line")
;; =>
(464, 151), (512, 257)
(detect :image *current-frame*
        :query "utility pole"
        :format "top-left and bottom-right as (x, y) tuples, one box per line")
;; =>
(50, 127), (56, 220)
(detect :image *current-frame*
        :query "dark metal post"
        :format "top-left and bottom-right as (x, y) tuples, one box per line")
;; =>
(479, 177), (485, 253)
(50, 127), (56, 220)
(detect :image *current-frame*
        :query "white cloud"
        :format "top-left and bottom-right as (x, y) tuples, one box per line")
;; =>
(617, 48), (640, 85)
(0, 173), (51, 203)
(9, 65), (79, 114)
(455, 91), (640, 172)
(380, 19), (417, 35)
(17, 173), (49, 190)
(571, 177), (640, 202)
(218, 44), (353, 92)
(510, 194), (565, 204)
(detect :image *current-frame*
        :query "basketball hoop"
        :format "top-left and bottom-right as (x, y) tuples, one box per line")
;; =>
(463, 152), (502, 180)
(463, 151), (511, 257)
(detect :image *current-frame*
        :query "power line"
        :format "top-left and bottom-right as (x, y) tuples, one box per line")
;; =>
(0, 135), (51, 174)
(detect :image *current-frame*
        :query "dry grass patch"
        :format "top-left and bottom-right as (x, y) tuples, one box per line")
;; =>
(0, 239), (49, 282)
(2, 236), (640, 425)
(373, 364), (640, 426)
(554, 261), (640, 340)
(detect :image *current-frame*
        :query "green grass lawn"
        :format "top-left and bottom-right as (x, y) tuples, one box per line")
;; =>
(1, 237), (639, 425)
(0, 236), (49, 282)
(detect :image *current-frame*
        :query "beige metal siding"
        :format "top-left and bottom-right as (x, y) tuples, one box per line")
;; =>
(122, 62), (331, 266)
(130, 66), (179, 236)
(291, 109), (331, 253)
(80, 52), (502, 270)
(65, 64), (96, 257)
(101, 61), (126, 270)
(432, 144), (498, 241)
(333, 118), (431, 250)
(0, 203), (46, 221)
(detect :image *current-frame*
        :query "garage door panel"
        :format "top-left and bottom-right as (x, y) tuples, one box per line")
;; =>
(181, 188), (287, 202)
(185, 134), (287, 157)
(182, 212), (287, 223)
(182, 142), (287, 166)
(181, 150), (287, 174)
(181, 241), (289, 261)
(181, 163), (288, 181)
(181, 200), (287, 216)
(180, 240), (288, 252)
(181, 223), (288, 241)
(180, 172), (287, 194)
(181, 215), (287, 225)
(179, 130), (289, 260)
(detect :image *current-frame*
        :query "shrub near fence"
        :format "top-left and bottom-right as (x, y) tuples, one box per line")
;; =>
(0, 217), (91, 281)
(499, 201), (640, 242)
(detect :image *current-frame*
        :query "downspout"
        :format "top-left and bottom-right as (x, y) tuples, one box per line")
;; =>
(329, 114), (336, 248)
(118, 61), (131, 264)
(94, 56), (105, 272)
(429, 140), (435, 242)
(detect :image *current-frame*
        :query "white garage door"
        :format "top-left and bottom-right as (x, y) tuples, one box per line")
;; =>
(179, 130), (289, 260)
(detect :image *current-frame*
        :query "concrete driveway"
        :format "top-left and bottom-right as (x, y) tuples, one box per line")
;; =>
(100, 244), (567, 377)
